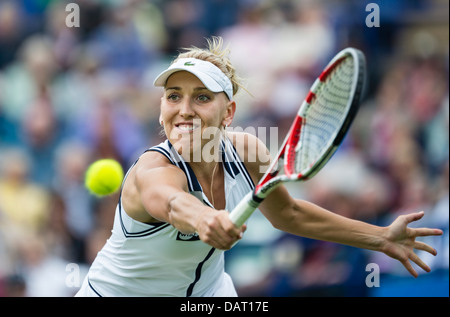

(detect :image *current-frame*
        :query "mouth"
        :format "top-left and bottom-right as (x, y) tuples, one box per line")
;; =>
(174, 122), (201, 133)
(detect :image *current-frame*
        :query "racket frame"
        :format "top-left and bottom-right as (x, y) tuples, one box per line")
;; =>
(229, 48), (366, 227)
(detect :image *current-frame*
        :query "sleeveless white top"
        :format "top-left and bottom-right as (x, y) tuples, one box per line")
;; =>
(80, 137), (254, 296)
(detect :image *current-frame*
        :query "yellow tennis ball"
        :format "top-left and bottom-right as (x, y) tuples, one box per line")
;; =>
(85, 159), (124, 196)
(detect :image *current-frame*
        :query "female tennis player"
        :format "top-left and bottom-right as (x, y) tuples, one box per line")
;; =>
(76, 37), (442, 297)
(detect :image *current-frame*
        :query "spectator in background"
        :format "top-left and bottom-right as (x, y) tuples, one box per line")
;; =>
(17, 230), (85, 297)
(86, 0), (153, 77)
(52, 141), (94, 263)
(0, 33), (63, 186)
(161, 0), (208, 53)
(0, 1), (27, 69)
(0, 147), (51, 233)
(0, 92), (17, 146)
(44, 0), (82, 71)
(20, 87), (61, 187)
(0, 35), (58, 124)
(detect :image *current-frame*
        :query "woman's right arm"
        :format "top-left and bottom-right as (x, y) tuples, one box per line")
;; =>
(130, 152), (243, 249)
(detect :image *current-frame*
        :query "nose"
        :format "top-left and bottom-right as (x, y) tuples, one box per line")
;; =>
(179, 98), (195, 118)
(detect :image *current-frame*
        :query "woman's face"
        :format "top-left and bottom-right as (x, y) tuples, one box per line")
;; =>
(160, 71), (235, 162)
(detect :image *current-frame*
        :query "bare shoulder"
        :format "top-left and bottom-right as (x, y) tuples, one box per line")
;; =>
(135, 150), (178, 173)
(131, 150), (187, 190)
(121, 150), (188, 223)
(226, 131), (271, 181)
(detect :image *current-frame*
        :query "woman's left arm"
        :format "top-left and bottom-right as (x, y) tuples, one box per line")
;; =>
(261, 194), (442, 277)
(234, 132), (443, 277)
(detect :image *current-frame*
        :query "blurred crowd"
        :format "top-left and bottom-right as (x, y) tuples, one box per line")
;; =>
(0, 0), (448, 297)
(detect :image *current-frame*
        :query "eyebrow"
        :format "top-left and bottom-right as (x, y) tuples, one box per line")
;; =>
(165, 87), (209, 92)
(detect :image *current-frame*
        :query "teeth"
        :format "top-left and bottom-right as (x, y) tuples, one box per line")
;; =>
(178, 124), (196, 131)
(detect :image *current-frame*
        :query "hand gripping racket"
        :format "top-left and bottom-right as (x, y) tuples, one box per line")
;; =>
(229, 47), (366, 227)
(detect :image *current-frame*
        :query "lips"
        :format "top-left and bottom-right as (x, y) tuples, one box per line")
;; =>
(175, 122), (200, 132)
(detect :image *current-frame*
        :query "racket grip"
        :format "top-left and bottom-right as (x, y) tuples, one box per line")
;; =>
(229, 191), (261, 227)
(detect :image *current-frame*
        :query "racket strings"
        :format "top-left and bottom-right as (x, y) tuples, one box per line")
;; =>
(295, 56), (355, 173)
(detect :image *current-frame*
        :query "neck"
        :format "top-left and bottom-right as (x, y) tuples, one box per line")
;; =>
(176, 132), (224, 168)
(195, 159), (223, 209)
(189, 158), (220, 180)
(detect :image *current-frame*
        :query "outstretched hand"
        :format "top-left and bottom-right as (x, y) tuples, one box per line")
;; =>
(382, 211), (443, 277)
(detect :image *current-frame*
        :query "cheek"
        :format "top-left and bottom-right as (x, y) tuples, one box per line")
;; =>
(210, 106), (227, 125)
(160, 103), (174, 122)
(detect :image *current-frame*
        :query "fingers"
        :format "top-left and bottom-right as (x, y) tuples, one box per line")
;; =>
(409, 252), (431, 273)
(412, 227), (444, 237)
(198, 210), (246, 250)
(399, 250), (432, 278)
(401, 259), (418, 278)
(414, 241), (437, 256)
(398, 241), (435, 277)
(402, 211), (443, 238)
(387, 211), (442, 277)
(409, 240), (438, 276)
(403, 211), (425, 224)
(209, 227), (244, 250)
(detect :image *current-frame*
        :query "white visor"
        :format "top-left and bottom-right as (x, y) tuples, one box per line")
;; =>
(153, 58), (233, 100)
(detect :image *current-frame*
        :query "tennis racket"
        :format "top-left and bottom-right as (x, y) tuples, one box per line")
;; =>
(229, 47), (366, 227)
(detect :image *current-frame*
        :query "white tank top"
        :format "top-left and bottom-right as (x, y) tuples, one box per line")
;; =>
(84, 137), (254, 296)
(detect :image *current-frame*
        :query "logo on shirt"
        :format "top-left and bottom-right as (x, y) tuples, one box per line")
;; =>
(184, 61), (195, 66)
(176, 231), (200, 241)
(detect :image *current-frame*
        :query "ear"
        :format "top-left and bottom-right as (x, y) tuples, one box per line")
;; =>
(222, 101), (236, 128)
(159, 114), (163, 126)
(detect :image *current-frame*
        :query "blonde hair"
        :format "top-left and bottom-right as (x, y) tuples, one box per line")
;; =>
(173, 36), (245, 98)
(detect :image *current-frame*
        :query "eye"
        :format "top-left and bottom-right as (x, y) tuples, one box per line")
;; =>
(197, 94), (211, 102)
(167, 93), (180, 102)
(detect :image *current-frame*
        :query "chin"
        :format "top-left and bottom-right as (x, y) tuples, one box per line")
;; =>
(171, 137), (201, 163)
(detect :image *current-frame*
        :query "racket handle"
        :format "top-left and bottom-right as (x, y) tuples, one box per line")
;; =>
(229, 191), (261, 227)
